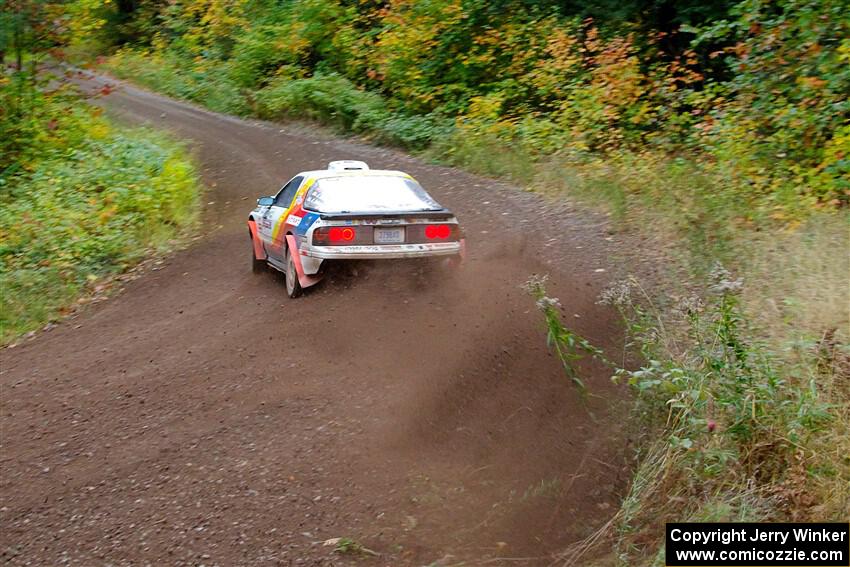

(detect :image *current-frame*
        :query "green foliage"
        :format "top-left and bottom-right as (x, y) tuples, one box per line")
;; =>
(1, 1), (71, 68)
(255, 71), (452, 150)
(105, 49), (249, 115)
(2, 74), (85, 176)
(255, 71), (385, 130)
(0, 76), (200, 343)
(690, 0), (850, 209)
(332, 537), (377, 556)
(609, 270), (830, 474)
(595, 270), (843, 559)
(74, 0), (846, 218)
(430, 126), (537, 182)
(228, 22), (301, 88)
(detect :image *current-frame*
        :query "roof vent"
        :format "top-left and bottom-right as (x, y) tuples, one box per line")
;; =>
(328, 160), (369, 171)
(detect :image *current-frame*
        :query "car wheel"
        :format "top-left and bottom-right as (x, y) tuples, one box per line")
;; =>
(285, 246), (303, 298)
(251, 232), (265, 274)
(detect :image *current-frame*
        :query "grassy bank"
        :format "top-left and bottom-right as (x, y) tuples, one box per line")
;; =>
(600, 265), (848, 562)
(516, 149), (849, 561)
(529, 263), (847, 565)
(0, 71), (201, 344)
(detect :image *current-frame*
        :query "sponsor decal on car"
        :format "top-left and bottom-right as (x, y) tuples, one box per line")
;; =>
(286, 214), (302, 227)
(295, 213), (320, 236)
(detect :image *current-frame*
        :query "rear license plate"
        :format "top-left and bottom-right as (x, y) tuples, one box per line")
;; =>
(374, 227), (405, 244)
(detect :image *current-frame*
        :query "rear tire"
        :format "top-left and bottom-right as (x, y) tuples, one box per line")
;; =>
(251, 232), (265, 274)
(285, 246), (303, 298)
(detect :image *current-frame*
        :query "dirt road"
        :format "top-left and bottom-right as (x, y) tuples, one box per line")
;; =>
(1, 73), (629, 565)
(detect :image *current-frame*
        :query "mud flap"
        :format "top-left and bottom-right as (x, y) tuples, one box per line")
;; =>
(247, 220), (266, 260)
(286, 234), (323, 289)
(445, 238), (467, 269)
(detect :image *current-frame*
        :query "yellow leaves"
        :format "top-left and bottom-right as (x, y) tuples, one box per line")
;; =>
(838, 38), (850, 63)
(797, 76), (828, 90)
(628, 102), (653, 125)
(98, 205), (116, 224)
(65, 0), (109, 37)
(769, 209), (788, 221)
(172, 0), (248, 53)
(545, 27), (581, 71)
(466, 94), (505, 122)
(372, 0), (462, 91)
(87, 122), (110, 140)
(524, 23), (581, 98)
(768, 208), (802, 231)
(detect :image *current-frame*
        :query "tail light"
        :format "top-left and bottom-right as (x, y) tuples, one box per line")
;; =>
(313, 226), (358, 245)
(403, 223), (460, 243)
(330, 227), (355, 242)
(424, 224), (452, 240)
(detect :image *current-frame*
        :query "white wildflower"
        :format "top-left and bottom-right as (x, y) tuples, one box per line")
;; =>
(708, 262), (743, 295)
(536, 296), (562, 311)
(674, 294), (704, 316)
(597, 278), (635, 307)
(521, 274), (549, 294)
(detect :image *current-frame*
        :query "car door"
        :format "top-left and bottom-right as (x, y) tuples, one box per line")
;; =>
(259, 175), (303, 259)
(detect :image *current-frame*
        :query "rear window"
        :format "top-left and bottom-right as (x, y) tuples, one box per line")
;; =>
(303, 175), (442, 214)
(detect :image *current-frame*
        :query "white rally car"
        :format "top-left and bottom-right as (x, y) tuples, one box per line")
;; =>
(248, 161), (465, 297)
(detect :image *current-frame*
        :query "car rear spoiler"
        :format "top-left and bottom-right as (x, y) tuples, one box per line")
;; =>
(317, 208), (455, 221)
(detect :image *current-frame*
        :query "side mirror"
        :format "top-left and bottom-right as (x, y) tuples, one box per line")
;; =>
(257, 196), (274, 207)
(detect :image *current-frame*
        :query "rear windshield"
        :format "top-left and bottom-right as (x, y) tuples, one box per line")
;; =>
(304, 175), (442, 214)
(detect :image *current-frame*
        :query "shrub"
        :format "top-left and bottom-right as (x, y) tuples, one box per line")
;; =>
(255, 71), (452, 150)
(255, 71), (386, 130)
(105, 49), (249, 115)
(0, 78), (200, 343)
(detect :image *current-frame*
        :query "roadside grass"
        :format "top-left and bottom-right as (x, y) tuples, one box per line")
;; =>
(255, 71), (452, 151)
(0, 73), (201, 344)
(606, 274), (845, 561)
(516, 147), (850, 562)
(531, 269), (848, 565)
(103, 49), (249, 115)
(429, 129), (537, 183)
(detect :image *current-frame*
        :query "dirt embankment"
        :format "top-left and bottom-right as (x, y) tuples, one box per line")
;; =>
(0, 73), (631, 565)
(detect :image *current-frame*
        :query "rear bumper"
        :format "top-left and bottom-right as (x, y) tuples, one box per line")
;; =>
(304, 241), (462, 260)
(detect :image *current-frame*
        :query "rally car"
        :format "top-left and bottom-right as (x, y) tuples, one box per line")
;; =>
(248, 161), (465, 297)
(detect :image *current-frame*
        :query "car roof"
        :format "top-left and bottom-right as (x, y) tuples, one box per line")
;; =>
(298, 169), (414, 182)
